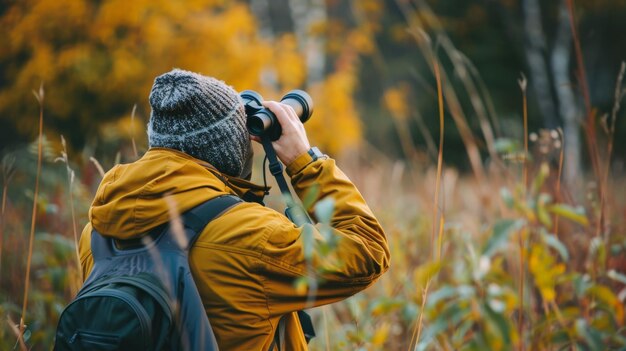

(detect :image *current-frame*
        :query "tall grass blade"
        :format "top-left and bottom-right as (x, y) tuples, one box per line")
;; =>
(19, 83), (44, 349)
(555, 128), (565, 236)
(566, 0), (601, 185)
(0, 154), (15, 281)
(56, 136), (81, 276)
(517, 73), (528, 351)
(410, 54), (446, 351)
(131, 103), (139, 159)
(598, 61), (625, 242)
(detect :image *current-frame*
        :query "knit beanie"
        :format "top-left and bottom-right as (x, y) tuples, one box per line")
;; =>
(147, 69), (250, 177)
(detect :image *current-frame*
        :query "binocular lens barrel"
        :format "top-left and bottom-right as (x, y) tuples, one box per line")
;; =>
(280, 90), (313, 123)
(241, 89), (314, 140)
(247, 111), (272, 135)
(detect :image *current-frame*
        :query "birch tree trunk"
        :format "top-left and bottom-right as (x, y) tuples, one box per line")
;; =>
(288, 0), (327, 85)
(551, 0), (582, 186)
(522, 0), (559, 129)
(249, 0), (281, 89)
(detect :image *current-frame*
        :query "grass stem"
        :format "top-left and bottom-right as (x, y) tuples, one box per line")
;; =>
(410, 54), (446, 351)
(58, 136), (82, 277)
(131, 104), (138, 159)
(432, 58), (445, 260)
(19, 83), (44, 349)
(518, 73), (528, 351)
(598, 61), (625, 244)
(0, 182), (6, 281)
(566, 0), (601, 192)
(555, 128), (565, 236)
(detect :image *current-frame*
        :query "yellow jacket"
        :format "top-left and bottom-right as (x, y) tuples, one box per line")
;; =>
(78, 148), (390, 350)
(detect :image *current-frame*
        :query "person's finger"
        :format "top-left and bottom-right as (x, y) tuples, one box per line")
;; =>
(279, 103), (299, 123)
(263, 101), (293, 129)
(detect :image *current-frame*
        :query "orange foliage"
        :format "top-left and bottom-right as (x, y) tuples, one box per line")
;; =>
(383, 83), (411, 121)
(272, 34), (307, 90)
(308, 69), (362, 155)
(1, 0), (363, 155)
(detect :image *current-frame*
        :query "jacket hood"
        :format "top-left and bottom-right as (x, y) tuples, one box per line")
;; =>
(89, 148), (267, 239)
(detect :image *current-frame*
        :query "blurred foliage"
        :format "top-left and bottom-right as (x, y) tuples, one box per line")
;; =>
(1, 111), (625, 350)
(2, 0), (626, 165)
(2, 0), (626, 350)
(0, 0), (362, 156)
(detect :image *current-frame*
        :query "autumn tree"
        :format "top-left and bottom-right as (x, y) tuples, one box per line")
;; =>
(0, 0), (364, 157)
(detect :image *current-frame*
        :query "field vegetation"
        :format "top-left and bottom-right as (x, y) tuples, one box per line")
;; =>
(1, 0), (625, 350)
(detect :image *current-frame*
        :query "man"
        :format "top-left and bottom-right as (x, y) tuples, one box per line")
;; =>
(78, 69), (390, 350)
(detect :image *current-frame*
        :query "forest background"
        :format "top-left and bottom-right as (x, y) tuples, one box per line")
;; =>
(1, 0), (626, 349)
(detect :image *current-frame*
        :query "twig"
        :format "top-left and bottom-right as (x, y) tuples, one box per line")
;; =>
(409, 281), (431, 351)
(89, 156), (106, 178)
(518, 74), (528, 351)
(131, 104), (138, 159)
(409, 54), (446, 351)
(0, 179), (6, 281)
(555, 128), (565, 237)
(0, 154), (15, 281)
(19, 82), (45, 348)
(566, 0), (601, 188)
(56, 136), (81, 276)
(519, 73), (529, 191)
(431, 58), (445, 259)
(7, 315), (27, 351)
(599, 62), (626, 246)
(323, 306), (331, 351)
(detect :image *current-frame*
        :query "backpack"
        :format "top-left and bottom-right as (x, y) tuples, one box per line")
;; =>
(54, 195), (242, 350)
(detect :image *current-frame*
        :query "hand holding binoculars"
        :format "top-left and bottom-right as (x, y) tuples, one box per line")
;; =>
(240, 90), (314, 141)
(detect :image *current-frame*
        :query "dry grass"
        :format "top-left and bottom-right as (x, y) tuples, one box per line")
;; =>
(18, 84), (45, 350)
(1, 2), (625, 349)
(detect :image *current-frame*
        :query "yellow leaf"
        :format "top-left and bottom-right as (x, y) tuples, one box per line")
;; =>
(383, 84), (410, 120)
(371, 323), (390, 346)
(528, 244), (565, 302)
(413, 261), (441, 292)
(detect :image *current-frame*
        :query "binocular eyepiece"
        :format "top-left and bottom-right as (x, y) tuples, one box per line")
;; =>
(240, 89), (314, 141)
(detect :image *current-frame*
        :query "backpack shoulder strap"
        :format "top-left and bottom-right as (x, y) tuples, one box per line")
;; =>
(178, 194), (243, 250)
(92, 195), (242, 260)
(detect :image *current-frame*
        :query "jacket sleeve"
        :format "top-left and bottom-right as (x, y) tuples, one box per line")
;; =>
(78, 223), (94, 281)
(259, 152), (390, 316)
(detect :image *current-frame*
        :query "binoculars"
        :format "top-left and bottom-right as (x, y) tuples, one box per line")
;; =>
(240, 89), (314, 141)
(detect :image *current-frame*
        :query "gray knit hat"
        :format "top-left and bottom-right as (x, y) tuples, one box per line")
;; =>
(147, 69), (250, 177)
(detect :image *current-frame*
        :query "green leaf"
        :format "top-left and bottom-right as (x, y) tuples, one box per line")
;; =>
(610, 243), (624, 256)
(573, 274), (591, 297)
(575, 319), (604, 351)
(482, 302), (512, 347)
(587, 285), (618, 304)
(500, 187), (514, 209)
(536, 193), (553, 228)
(301, 224), (314, 261)
(607, 270), (626, 285)
(314, 197), (335, 225)
(402, 302), (419, 323)
(541, 232), (569, 261)
(301, 184), (320, 211)
(293, 277), (308, 295)
(548, 204), (589, 226)
(494, 138), (520, 154)
(589, 237), (606, 269)
(413, 261), (441, 292)
(369, 297), (404, 317)
(427, 285), (475, 308)
(426, 286), (458, 307)
(482, 219), (524, 257)
(453, 319), (475, 346)
(531, 162), (550, 195)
